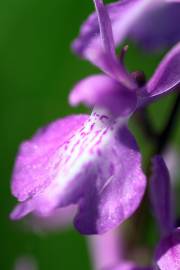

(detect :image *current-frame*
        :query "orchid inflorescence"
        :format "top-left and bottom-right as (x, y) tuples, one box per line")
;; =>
(10, 0), (180, 269)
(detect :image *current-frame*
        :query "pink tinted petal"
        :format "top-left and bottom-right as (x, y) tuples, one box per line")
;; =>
(11, 115), (88, 202)
(69, 75), (137, 117)
(74, 125), (146, 234)
(155, 228), (180, 270)
(10, 200), (34, 220)
(104, 262), (137, 270)
(88, 228), (121, 270)
(27, 205), (77, 233)
(14, 256), (38, 270)
(146, 42), (180, 98)
(163, 147), (180, 184)
(104, 262), (152, 270)
(150, 156), (174, 237)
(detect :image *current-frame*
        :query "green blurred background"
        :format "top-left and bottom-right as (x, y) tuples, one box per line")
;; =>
(0, 0), (179, 269)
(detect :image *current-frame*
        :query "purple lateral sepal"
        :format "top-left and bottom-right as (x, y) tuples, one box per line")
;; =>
(150, 156), (174, 236)
(72, 0), (180, 59)
(155, 228), (180, 270)
(138, 43), (180, 107)
(146, 42), (180, 98)
(11, 110), (146, 235)
(69, 74), (137, 117)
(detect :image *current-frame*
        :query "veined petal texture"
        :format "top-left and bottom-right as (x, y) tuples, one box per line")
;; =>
(11, 110), (146, 234)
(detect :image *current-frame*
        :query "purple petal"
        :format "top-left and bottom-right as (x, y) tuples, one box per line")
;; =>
(74, 124), (146, 234)
(72, 0), (151, 57)
(155, 228), (180, 270)
(93, 0), (116, 61)
(69, 74), (137, 117)
(88, 228), (152, 270)
(72, 0), (136, 89)
(73, 0), (180, 62)
(10, 200), (34, 220)
(11, 110), (146, 235)
(104, 262), (152, 270)
(11, 115), (89, 217)
(150, 156), (174, 237)
(146, 42), (180, 99)
(88, 228), (121, 270)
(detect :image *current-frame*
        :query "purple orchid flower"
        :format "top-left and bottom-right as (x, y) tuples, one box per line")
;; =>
(89, 157), (180, 270)
(10, 0), (180, 236)
(70, 0), (180, 113)
(10, 109), (146, 235)
(72, 0), (180, 69)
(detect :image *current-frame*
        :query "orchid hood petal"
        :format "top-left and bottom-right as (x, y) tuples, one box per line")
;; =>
(69, 74), (137, 117)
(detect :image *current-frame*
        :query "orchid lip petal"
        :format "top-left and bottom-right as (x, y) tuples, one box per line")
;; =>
(11, 109), (146, 235)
